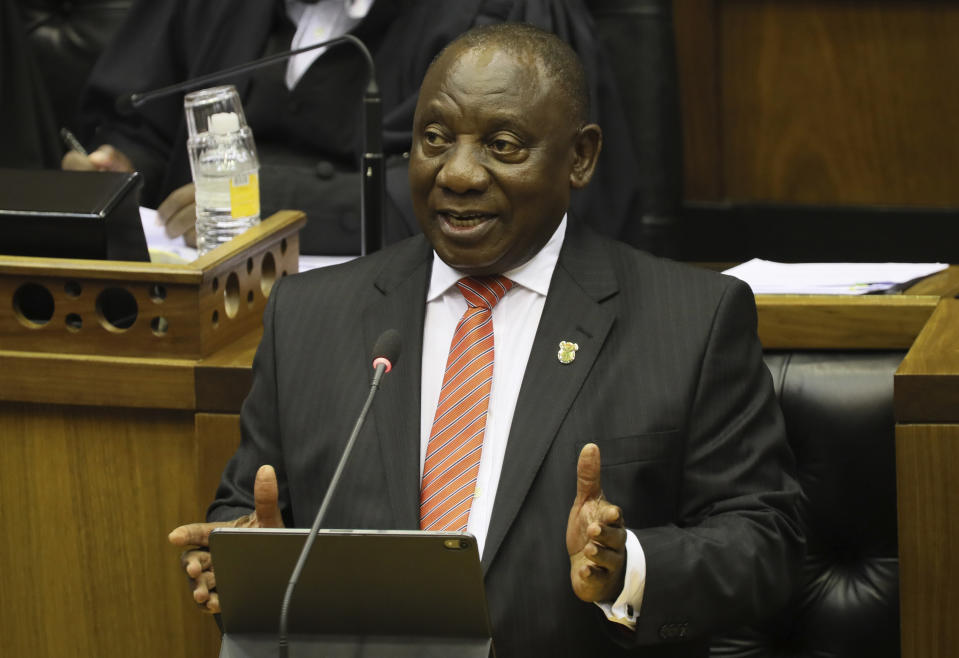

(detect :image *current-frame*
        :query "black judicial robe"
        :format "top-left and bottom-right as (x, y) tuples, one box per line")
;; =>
(0, 0), (61, 169)
(78, 0), (641, 254)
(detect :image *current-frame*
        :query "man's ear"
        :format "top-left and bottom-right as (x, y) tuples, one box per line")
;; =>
(569, 124), (602, 189)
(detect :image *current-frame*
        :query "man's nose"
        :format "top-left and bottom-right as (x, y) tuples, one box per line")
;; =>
(436, 142), (490, 194)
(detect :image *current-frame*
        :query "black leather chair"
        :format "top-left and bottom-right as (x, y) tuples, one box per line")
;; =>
(712, 352), (903, 658)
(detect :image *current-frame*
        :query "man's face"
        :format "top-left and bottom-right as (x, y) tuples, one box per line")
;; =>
(409, 45), (597, 276)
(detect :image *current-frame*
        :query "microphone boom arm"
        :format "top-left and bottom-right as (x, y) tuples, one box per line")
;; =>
(127, 35), (376, 109)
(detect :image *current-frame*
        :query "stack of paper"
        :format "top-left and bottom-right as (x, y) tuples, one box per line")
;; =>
(140, 207), (197, 264)
(723, 259), (948, 295)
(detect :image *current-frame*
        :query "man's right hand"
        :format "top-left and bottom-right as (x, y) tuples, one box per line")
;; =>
(61, 144), (135, 173)
(168, 464), (285, 614)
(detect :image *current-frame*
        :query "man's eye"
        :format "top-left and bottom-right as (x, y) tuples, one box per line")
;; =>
(490, 138), (519, 154)
(424, 130), (445, 146)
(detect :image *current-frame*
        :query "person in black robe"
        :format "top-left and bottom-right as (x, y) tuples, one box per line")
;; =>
(64, 0), (641, 255)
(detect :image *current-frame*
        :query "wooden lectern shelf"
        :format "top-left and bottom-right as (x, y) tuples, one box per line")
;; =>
(0, 210), (304, 360)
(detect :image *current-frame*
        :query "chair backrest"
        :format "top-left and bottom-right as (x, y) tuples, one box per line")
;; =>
(712, 351), (903, 657)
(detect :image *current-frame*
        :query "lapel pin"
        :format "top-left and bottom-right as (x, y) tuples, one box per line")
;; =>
(557, 340), (579, 365)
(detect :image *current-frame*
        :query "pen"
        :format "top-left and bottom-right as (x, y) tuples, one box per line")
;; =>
(60, 127), (88, 157)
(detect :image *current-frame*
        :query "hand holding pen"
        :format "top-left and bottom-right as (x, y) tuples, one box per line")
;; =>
(59, 127), (88, 156)
(60, 128), (135, 173)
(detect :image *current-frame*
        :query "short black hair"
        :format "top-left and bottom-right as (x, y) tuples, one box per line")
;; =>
(434, 22), (590, 126)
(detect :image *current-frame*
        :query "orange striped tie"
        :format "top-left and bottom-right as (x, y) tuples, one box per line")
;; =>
(420, 275), (514, 531)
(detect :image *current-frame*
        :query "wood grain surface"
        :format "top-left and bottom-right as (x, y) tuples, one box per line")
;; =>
(756, 293), (938, 349)
(0, 402), (221, 657)
(0, 211), (304, 360)
(673, 0), (723, 200)
(895, 299), (959, 423)
(896, 424), (959, 658)
(674, 1), (959, 206)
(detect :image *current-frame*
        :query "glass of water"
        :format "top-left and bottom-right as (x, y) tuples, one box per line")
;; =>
(184, 85), (260, 255)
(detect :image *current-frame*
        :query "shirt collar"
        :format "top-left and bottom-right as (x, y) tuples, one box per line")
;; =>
(345, 0), (374, 19)
(426, 215), (567, 301)
(285, 0), (373, 21)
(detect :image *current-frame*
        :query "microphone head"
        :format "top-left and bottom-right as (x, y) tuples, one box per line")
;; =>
(371, 329), (401, 373)
(114, 93), (137, 116)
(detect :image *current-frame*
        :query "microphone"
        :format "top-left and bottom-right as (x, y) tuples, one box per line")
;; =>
(115, 34), (385, 255)
(371, 328), (401, 378)
(277, 329), (402, 657)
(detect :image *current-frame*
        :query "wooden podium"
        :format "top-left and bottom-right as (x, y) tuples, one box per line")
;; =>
(0, 211), (303, 658)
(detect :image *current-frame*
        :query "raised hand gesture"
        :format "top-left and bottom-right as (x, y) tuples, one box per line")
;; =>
(566, 443), (627, 602)
(168, 465), (284, 613)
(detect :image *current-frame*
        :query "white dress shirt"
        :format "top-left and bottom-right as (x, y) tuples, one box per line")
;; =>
(419, 217), (645, 627)
(284, 0), (374, 89)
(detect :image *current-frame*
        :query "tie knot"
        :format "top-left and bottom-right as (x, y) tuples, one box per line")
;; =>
(456, 276), (514, 310)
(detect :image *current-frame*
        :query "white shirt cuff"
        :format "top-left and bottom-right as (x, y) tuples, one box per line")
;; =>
(594, 529), (646, 629)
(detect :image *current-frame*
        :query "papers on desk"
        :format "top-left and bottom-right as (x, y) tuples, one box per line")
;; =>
(139, 207), (355, 271)
(140, 207), (197, 264)
(723, 259), (949, 295)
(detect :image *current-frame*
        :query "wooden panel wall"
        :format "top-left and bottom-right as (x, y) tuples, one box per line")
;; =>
(896, 424), (959, 658)
(674, 0), (959, 207)
(0, 402), (222, 658)
(674, 0), (724, 201)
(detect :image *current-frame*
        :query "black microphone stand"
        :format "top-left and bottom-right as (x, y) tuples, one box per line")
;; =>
(277, 351), (396, 658)
(361, 86), (383, 255)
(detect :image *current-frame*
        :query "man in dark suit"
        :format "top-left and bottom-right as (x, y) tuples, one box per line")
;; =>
(170, 23), (803, 657)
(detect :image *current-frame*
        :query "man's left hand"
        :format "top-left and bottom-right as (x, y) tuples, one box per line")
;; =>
(566, 443), (627, 602)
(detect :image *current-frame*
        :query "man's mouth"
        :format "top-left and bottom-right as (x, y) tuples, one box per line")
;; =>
(439, 211), (496, 227)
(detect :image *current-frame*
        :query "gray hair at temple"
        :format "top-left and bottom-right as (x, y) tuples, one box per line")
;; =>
(434, 22), (591, 128)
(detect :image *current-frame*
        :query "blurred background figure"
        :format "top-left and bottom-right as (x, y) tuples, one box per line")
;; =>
(2, 0), (130, 168)
(60, 0), (643, 255)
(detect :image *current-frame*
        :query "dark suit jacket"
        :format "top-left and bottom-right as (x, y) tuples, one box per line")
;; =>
(209, 225), (804, 657)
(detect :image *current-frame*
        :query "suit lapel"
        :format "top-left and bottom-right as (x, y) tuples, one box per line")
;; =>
(363, 236), (432, 528)
(482, 227), (619, 572)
